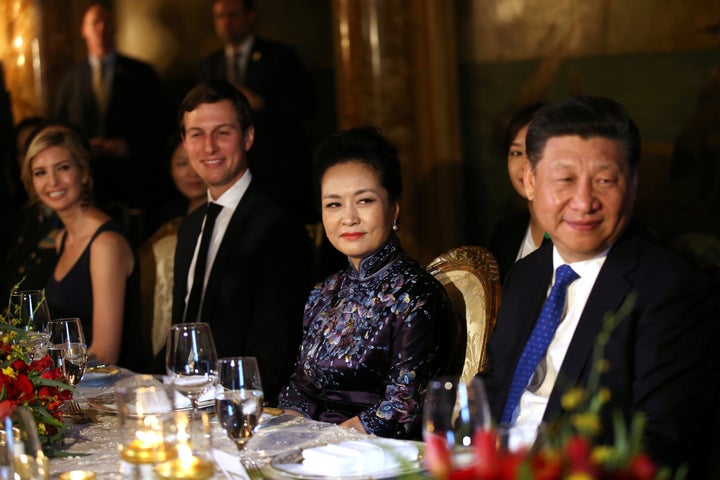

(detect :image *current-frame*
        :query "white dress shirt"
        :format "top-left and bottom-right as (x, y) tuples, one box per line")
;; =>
(184, 171), (252, 321)
(506, 246), (608, 450)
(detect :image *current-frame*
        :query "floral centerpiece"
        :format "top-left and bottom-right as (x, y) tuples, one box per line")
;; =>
(425, 293), (685, 480)
(0, 323), (74, 446)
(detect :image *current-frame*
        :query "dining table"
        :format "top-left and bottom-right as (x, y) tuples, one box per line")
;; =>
(49, 368), (417, 480)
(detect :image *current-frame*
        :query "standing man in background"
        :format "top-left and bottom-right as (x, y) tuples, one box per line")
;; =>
(53, 2), (172, 239)
(197, 0), (317, 223)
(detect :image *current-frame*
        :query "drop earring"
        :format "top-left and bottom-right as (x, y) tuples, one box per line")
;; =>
(392, 218), (399, 232)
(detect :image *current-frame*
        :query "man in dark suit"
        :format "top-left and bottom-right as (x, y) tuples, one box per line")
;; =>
(172, 81), (312, 404)
(481, 96), (720, 477)
(197, 0), (316, 223)
(53, 2), (171, 229)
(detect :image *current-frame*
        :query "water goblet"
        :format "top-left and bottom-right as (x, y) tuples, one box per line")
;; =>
(423, 376), (492, 478)
(46, 318), (88, 386)
(0, 406), (49, 479)
(7, 290), (52, 360)
(215, 356), (264, 450)
(165, 323), (218, 419)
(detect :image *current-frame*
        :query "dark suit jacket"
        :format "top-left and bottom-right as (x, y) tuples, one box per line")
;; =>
(197, 38), (317, 222)
(172, 181), (313, 404)
(52, 54), (171, 210)
(488, 211), (530, 283)
(481, 225), (720, 477)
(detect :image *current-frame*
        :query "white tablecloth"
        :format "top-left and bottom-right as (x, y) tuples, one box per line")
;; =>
(49, 372), (368, 479)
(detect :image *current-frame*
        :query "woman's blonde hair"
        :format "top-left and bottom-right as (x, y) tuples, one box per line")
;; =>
(22, 127), (93, 204)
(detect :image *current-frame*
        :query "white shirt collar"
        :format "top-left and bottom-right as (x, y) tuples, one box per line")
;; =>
(552, 246), (610, 281)
(208, 169), (252, 209)
(225, 35), (255, 59)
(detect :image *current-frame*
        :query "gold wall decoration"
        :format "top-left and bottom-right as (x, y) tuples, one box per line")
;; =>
(0, 0), (43, 121)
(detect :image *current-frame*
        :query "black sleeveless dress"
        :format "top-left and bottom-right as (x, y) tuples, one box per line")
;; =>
(46, 221), (150, 371)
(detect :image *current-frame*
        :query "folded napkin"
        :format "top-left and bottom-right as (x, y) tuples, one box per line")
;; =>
(301, 438), (419, 476)
(213, 449), (250, 480)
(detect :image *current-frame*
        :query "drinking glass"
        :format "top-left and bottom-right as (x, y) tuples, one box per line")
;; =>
(7, 290), (52, 360)
(115, 375), (176, 471)
(46, 318), (88, 386)
(423, 376), (492, 477)
(154, 411), (215, 480)
(165, 323), (217, 419)
(215, 357), (264, 450)
(0, 406), (49, 479)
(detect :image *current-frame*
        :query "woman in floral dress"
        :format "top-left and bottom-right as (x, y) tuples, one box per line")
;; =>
(278, 127), (463, 439)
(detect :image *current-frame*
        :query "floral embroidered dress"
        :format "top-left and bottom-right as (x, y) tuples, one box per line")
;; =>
(278, 235), (460, 438)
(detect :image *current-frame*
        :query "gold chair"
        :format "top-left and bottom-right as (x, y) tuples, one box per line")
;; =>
(427, 246), (501, 384)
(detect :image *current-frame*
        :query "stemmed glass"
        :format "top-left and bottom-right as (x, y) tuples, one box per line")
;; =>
(0, 406), (48, 479)
(423, 376), (492, 477)
(166, 323), (218, 419)
(215, 357), (264, 450)
(46, 318), (88, 386)
(7, 290), (52, 360)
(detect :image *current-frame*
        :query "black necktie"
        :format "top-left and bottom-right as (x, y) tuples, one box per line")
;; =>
(184, 203), (223, 322)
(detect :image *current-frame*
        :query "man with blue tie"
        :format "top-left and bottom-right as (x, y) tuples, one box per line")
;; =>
(480, 96), (719, 478)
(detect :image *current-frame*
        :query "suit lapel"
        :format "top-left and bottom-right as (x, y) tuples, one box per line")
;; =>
(200, 183), (259, 321)
(546, 234), (638, 416)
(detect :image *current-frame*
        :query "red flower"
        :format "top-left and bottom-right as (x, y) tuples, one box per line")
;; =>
(30, 356), (52, 372)
(424, 433), (453, 479)
(472, 429), (500, 479)
(0, 400), (17, 420)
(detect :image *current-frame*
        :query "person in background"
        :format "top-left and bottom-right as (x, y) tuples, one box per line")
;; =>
(197, 0), (317, 223)
(0, 118), (63, 304)
(52, 2), (171, 237)
(22, 128), (150, 371)
(172, 81), (312, 403)
(278, 127), (463, 439)
(489, 103), (546, 281)
(480, 96), (719, 478)
(139, 135), (206, 357)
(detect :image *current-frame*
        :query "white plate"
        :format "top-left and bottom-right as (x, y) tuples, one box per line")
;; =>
(263, 444), (424, 480)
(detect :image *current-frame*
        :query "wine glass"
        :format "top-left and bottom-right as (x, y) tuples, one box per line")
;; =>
(215, 357), (264, 450)
(166, 323), (218, 419)
(7, 290), (52, 360)
(0, 406), (49, 479)
(423, 376), (492, 477)
(47, 318), (88, 386)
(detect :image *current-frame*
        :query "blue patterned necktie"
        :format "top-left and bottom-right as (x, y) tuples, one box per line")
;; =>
(500, 264), (580, 424)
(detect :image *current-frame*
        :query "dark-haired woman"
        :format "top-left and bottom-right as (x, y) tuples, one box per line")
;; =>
(278, 127), (462, 439)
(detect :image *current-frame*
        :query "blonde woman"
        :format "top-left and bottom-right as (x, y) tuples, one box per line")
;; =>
(22, 128), (150, 370)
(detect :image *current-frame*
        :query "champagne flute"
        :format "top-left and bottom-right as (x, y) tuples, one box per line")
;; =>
(7, 290), (52, 360)
(47, 318), (88, 385)
(166, 323), (218, 419)
(423, 376), (492, 477)
(215, 357), (264, 450)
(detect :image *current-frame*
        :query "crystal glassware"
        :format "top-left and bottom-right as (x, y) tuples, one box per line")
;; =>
(215, 356), (264, 450)
(0, 406), (49, 479)
(422, 376), (492, 477)
(46, 318), (88, 386)
(7, 290), (52, 360)
(165, 323), (218, 419)
(115, 375), (177, 469)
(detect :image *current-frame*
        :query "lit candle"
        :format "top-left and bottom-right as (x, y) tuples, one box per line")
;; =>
(154, 444), (215, 480)
(119, 415), (172, 465)
(58, 471), (96, 480)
